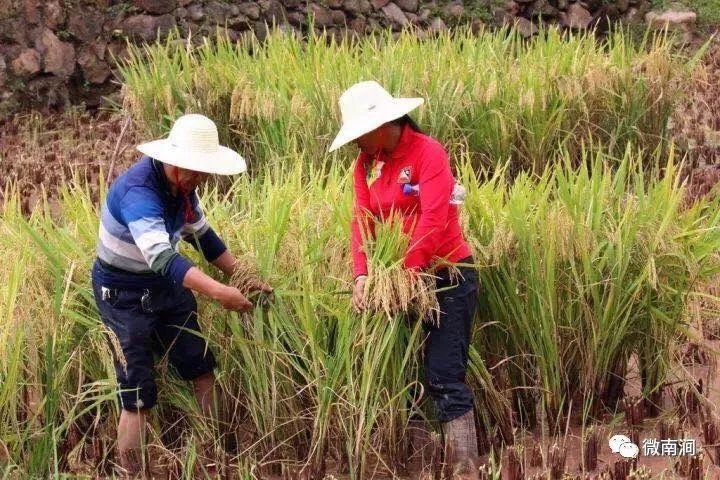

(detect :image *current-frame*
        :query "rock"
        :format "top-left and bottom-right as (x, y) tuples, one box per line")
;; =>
(287, 11), (306, 26)
(505, 0), (521, 15)
(67, 7), (104, 42)
(395, 0), (418, 13)
(580, 0), (601, 10)
(253, 21), (270, 40)
(11, 48), (40, 76)
(40, 30), (75, 77)
(617, 0), (629, 13)
(527, 0), (559, 18)
(24, 0), (41, 24)
(178, 0), (192, 6)
(187, 4), (204, 20)
(418, 8), (431, 22)
(590, 3), (619, 30)
(470, 18), (484, 33)
(44, 0), (64, 29)
(561, 3), (592, 28)
(332, 9), (347, 23)
(132, 0), (176, 14)
(206, 1), (232, 23)
(238, 2), (261, 20)
(77, 47), (111, 84)
(327, 0), (343, 8)
(215, 26), (243, 42)
(515, 17), (538, 37)
(122, 14), (176, 42)
(493, 6), (515, 25)
(282, 0), (302, 8)
(442, 1), (465, 18)
(0, 0), (16, 19)
(625, 7), (644, 23)
(228, 14), (251, 29)
(371, 0), (391, 10)
(382, 2), (408, 25)
(260, 0), (287, 24)
(406, 12), (418, 22)
(309, 3), (334, 27)
(556, 0), (568, 9)
(429, 16), (446, 32)
(645, 10), (696, 28)
(0, 18), (27, 45)
(343, 0), (360, 14)
(175, 7), (187, 18)
(367, 16), (382, 30)
(349, 16), (367, 33)
(360, 0), (373, 13)
(0, 56), (6, 88)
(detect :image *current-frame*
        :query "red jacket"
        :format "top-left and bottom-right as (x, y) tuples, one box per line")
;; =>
(351, 125), (472, 277)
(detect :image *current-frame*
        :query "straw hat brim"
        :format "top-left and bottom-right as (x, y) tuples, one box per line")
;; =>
(328, 97), (424, 152)
(136, 140), (247, 175)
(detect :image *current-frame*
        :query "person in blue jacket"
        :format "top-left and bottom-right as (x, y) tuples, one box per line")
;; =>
(91, 114), (270, 476)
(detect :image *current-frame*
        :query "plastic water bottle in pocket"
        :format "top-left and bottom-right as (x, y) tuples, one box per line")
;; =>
(450, 182), (467, 205)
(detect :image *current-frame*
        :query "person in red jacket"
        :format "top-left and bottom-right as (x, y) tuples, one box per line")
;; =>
(329, 81), (480, 478)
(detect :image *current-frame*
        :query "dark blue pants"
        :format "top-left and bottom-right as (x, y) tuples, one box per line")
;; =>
(423, 257), (479, 422)
(92, 261), (215, 411)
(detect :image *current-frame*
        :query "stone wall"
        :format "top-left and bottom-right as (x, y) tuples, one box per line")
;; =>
(0, 0), (669, 114)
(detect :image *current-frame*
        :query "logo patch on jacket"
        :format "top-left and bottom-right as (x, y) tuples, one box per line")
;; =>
(397, 166), (412, 184)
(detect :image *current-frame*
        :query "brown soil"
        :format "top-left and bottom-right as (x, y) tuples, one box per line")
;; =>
(496, 342), (720, 480)
(0, 108), (138, 215)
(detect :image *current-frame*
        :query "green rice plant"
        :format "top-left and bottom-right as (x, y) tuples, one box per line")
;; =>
(119, 26), (689, 175)
(460, 147), (720, 432)
(2, 126), (720, 478)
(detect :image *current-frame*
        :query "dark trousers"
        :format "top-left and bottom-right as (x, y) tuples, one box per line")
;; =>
(423, 257), (479, 423)
(92, 260), (216, 411)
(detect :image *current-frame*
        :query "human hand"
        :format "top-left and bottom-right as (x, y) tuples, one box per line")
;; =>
(352, 276), (367, 313)
(217, 285), (253, 312)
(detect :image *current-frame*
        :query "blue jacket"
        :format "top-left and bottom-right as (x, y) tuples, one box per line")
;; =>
(95, 156), (226, 288)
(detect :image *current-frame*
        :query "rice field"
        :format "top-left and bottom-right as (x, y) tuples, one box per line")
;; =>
(1, 27), (720, 479)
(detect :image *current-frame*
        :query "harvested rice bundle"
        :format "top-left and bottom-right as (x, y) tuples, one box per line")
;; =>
(229, 255), (272, 309)
(361, 216), (439, 321)
(229, 255), (261, 295)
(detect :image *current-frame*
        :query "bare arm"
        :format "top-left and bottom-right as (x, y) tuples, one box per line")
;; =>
(182, 266), (253, 311)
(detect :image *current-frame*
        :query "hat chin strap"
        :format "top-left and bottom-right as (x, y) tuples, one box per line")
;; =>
(172, 166), (195, 223)
(375, 126), (386, 164)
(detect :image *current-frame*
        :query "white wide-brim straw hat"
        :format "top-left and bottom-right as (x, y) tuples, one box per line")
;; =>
(137, 113), (247, 175)
(329, 80), (424, 152)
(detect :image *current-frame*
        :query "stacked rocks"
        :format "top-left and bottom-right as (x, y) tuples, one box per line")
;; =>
(0, 0), (699, 113)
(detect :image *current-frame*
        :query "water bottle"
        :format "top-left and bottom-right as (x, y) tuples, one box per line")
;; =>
(450, 183), (466, 205)
(402, 182), (466, 204)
